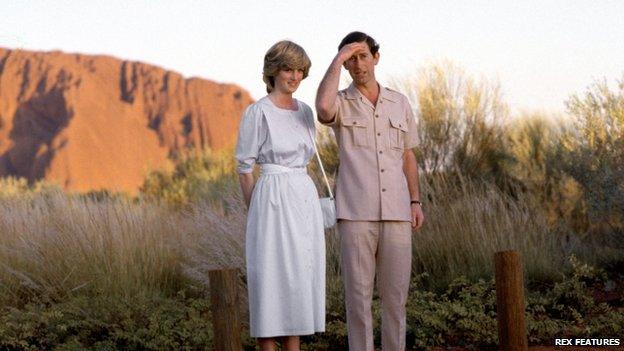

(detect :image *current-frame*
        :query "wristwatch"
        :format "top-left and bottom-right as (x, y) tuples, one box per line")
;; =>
(410, 200), (422, 206)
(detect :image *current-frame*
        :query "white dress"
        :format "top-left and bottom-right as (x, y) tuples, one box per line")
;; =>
(235, 96), (325, 338)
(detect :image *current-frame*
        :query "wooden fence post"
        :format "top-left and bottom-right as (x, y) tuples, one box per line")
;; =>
(209, 269), (243, 351)
(494, 250), (528, 351)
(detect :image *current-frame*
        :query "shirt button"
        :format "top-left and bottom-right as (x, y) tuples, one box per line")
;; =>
(379, 150), (383, 154)
(382, 188), (386, 192)
(375, 114), (379, 118)
(380, 169), (385, 172)
(377, 132), (381, 136)
(353, 121), (357, 125)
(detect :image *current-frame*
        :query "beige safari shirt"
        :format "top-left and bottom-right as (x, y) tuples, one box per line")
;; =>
(320, 83), (419, 221)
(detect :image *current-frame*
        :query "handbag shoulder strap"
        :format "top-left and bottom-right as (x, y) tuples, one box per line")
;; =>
(306, 119), (334, 199)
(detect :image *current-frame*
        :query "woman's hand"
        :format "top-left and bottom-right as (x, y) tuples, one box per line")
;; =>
(238, 173), (255, 209)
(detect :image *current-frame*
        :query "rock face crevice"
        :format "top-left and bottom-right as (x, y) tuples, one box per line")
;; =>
(0, 47), (254, 194)
(120, 60), (139, 104)
(2, 86), (73, 182)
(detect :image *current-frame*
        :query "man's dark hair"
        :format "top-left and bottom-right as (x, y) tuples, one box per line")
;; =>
(338, 31), (380, 55)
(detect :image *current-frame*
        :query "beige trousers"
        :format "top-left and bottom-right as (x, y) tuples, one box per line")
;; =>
(338, 220), (412, 351)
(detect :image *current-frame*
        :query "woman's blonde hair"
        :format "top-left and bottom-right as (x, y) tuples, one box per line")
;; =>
(263, 40), (311, 93)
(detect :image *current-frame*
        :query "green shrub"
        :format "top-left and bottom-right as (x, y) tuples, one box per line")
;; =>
(0, 176), (63, 199)
(140, 147), (239, 208)
(0, 294), (213, 350)
(404, 256), (622, 350)
(0, 246), (620, 349)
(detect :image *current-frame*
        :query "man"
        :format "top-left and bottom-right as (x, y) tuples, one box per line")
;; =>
(315, 31), (425, 351)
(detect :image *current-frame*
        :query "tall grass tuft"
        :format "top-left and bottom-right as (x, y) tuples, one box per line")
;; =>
(415, 175), (561, 290)
(0, 189), (187, 306)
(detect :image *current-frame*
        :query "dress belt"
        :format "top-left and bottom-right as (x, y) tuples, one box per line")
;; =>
(260, 163), (307, 175)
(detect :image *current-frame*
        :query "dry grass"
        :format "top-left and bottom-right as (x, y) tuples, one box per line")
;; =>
(0, 190), (182, 305)
(414, 176), (562, 289)
(0, 188), (247, 307)
(0, 172), (575, 307)
(178, 192), (246, 292)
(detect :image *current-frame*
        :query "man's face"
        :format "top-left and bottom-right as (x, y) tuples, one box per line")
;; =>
(343, 43), (379, 86)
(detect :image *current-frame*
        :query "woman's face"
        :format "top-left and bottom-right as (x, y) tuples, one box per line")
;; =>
(272, 67), (304, 94)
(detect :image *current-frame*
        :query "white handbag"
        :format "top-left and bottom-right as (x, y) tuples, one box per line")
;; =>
(307, 126), (336, 229)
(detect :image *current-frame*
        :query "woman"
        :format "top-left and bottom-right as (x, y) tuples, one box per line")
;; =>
(235, 40), (325, 351)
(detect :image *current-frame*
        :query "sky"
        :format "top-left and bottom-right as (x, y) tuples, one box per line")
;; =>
(2, 0), (624, 115)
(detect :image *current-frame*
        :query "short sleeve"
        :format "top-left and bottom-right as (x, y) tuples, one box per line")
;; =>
(235, 104), (265, 174)
(404, 98), (419, 149)
(317, 95), (342, 127)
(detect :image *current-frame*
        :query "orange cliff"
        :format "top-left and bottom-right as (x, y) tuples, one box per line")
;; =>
(0, 47), (254, 195)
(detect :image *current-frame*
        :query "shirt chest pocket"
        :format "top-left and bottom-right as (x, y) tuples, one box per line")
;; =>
(341, 116), (369, 147)
(388, 115), (408, 150)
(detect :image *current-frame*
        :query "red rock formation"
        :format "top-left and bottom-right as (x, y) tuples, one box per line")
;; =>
(0, 47), (253, 194)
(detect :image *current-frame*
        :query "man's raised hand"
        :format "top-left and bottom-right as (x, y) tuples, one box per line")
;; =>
(335, 42), (369, 64)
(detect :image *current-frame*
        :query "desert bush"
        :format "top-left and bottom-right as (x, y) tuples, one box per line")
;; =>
(558, 76), (624, 237)
(501, 113), (584, 230)
(392, 61), (510, 184)
(0, 176), (63, 198)
(140, 147), (239, 208)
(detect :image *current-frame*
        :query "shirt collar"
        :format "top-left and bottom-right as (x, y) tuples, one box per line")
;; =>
(378, 85), (398, 103)
(344, 83), (361, 100)
(344, 82), (398, 103)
